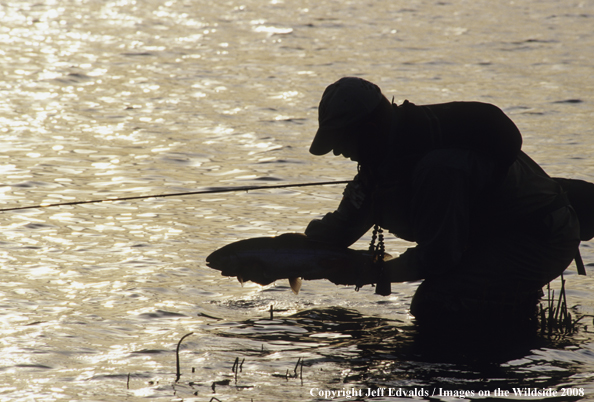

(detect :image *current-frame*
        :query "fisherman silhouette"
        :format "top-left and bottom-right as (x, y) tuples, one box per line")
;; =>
(305, 77), (584, 334)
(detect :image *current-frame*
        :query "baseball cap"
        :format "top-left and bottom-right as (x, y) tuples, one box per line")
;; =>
(310, 77), (385, 155)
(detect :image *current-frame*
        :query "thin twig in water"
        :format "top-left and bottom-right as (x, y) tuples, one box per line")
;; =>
(232, 357), (240, 384)
(554, 278), (564, 323)
(127, 373), (130, 389)
(294, 357), (302, 376)
(175, 332), (194, 382)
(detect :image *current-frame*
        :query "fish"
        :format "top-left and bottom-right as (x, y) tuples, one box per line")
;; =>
(206, 233), (389, 294)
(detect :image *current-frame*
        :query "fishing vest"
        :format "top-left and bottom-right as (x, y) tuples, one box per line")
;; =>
(554, 178), (594, 241)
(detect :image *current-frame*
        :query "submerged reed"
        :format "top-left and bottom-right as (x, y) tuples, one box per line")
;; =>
(538, 274), (582, 337)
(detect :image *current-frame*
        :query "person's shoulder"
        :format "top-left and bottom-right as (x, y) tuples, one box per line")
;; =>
(425, 101), (511, 123)
(424, 100), (501, 111)
(396, 99), (499, 111)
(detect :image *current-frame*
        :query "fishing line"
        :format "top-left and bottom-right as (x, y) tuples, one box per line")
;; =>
(0, 180), (352, 213)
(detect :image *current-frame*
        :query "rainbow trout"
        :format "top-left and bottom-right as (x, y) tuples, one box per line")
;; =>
(206, 233), (385, 294)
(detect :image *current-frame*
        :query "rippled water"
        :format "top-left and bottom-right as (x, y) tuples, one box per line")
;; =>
(1, 0), (593, 401)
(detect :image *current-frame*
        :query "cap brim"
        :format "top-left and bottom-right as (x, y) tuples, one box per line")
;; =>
(309, 127), (336, 155)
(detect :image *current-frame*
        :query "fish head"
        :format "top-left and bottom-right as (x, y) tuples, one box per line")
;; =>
(206, 239), (273, 285)
(206, 245), (242, 275)
(206, 248), (251, 286)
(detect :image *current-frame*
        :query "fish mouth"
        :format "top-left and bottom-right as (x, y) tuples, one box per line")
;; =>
(205, 249), (239, 275)
(205, 251), (222, 270)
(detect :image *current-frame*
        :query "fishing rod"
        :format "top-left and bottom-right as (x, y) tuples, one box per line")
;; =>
(0, 180), (352, 213)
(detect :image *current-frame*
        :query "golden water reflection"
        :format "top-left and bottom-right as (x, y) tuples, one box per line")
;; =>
(0, 0), (593, 400)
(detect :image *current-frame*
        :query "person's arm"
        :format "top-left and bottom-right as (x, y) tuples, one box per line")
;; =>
(384, 248), (424, 282)
(330, 166), (468, 287)
(305, 174), (374, 247)
(323, 247), (423, 286)
(311, 153), (474, 285)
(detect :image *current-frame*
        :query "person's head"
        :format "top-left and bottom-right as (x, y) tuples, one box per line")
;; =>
(309, 77), (392, 163)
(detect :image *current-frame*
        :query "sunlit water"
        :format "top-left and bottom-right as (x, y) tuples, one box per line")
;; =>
(0, 0), (593, 401)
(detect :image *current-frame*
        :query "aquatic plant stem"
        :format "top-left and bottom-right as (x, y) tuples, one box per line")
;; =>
(175, 332), (194, 382)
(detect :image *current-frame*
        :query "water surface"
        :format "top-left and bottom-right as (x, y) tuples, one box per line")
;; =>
(1, 0), (593, 401)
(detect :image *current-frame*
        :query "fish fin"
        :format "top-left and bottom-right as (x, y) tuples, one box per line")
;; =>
(237, 275), (244, 286)
(289, 277), (302, 295)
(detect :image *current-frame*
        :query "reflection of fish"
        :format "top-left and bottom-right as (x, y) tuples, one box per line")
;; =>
(206, 233), (383, 294)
